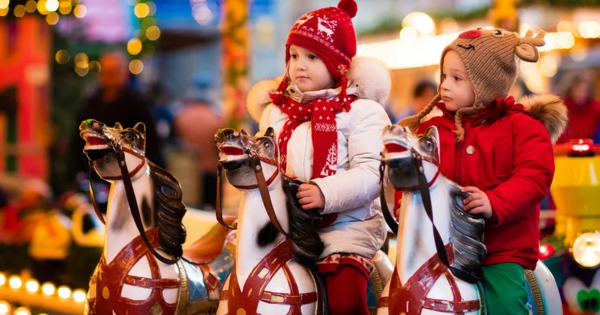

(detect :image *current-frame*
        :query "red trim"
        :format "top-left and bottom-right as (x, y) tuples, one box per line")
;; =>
(381, 243), (480, 314)
(223, 240), (317, 313)
(86, 228), (179, 313)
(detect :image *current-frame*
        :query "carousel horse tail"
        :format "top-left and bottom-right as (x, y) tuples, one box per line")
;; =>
(283, 176), (324, 266)
(182, 217), (235, 265)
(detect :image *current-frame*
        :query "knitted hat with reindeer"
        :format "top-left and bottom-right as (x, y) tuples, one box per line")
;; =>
(401, 28), (546, 141)
(272, 0), (358, 103)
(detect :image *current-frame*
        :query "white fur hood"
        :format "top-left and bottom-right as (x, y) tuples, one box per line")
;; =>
(246, 56), (391, 122)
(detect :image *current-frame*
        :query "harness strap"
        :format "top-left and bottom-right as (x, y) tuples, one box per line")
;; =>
(216, 164), (238, 230)
(124, 275), (180, 289)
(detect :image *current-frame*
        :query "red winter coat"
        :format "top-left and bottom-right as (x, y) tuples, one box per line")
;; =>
(417, 96), (555, 270)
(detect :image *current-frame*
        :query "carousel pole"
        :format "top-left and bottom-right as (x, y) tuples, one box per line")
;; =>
(222, 0), (249, 130)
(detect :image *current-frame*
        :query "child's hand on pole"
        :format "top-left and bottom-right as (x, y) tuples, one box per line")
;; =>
(296, 184), (325, 210)
(461, 186), (493, 219)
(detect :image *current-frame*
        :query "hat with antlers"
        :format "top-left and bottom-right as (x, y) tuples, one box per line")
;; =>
(400, 28), (546, 141)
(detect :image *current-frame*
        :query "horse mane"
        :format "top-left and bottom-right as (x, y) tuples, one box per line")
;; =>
(148, 161), (187, 259)
(283, 177), (324, 266)
(447, 181), (488, 271)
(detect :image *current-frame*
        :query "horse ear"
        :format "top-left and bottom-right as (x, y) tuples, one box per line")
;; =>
(133, 122), (146, 136)
(264, 127), (276, 139)
(114, 122), (123, 130)
(424, 126), (441, 157)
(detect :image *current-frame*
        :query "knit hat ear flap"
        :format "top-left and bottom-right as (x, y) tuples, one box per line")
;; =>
(454, 105), (481, 142)
(398, 94), (441, 133)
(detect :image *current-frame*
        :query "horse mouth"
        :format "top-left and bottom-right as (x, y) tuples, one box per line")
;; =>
(382, 139), (410, 162)
(218, 145), (250, 169)
(81, 131), (110, 151)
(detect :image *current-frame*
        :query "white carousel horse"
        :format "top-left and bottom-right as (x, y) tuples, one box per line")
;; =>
(377, 125), (562, 315)
(214, 128), (393, 315)
(80, 119), (234, 315)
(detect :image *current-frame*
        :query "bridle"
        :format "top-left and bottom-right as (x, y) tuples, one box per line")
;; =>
(215, 142), (292, 239)
(379, 146), (482, 284)
(86, 135), (179, 265)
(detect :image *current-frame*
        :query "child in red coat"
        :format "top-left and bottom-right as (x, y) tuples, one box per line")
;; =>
(400, 28), (568, 314)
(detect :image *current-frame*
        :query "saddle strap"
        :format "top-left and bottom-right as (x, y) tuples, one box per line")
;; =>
(220, 290), (317, 306)
(124, 275), (180, 289)
(378, 296), (479, 313)
(199, 264), (221, 292)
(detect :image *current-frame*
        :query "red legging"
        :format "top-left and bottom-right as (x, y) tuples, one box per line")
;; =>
(323, 264), (369, 315)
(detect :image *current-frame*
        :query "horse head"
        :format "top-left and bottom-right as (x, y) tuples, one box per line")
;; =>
(79, 119), (147, 181)
(215, 127), (280, 189)
(382, 125), (441, 190)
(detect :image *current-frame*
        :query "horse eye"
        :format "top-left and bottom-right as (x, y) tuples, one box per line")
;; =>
(493, 29), (504, 38)
(265, 142), (270, 148)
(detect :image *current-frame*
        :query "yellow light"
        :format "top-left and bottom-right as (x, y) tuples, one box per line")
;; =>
(558, 32), (574, 49)
(74, 52), (89, 68)
(399, 26), (419, 44)
(25, 0), (36, 12)
(59, 4), (71, 14)
(37, 0), (48, 14)
(73, 4), (86, 18)
(25, 279), (39, 293)
(41, 282), (56, 296)
(0, 0), (9, 10)
(14, 307), (31, 315)
(134, 3), (149, 18)
(55, 50), (70, 64)
(0, 7), (7, 16)
(540, 54), (558, 78)
(403, 12), (435, 35)
(557, 21), (572, 33)
(8, 276), (22, 289)
(89, 60), (101, 72)
(73, 289), (87, 303)
(45, 0), (58, 11)
(146, 26), (161, 41)
(59, 0), (71, 7)
(129, 59), (144, 75)
(14, 4), (25, 17)
(573, 232), (600, 268)
(0, 301), (10, 315)
(127, 38), (143, 55)
(0, 273), (5, 286)
(57, 285), (72, 299)
(46, 11), (60, 25)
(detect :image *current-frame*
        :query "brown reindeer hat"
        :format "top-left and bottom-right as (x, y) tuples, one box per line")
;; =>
(400, 28), (546, 141)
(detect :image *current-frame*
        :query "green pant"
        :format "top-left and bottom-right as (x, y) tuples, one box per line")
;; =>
(481, 263), (529, 315)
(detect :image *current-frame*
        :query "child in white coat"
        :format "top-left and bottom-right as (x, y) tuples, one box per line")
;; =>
(246, 1), (391, 313)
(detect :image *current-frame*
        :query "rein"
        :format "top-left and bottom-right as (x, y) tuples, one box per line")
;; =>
(216, 154), (291, 239)
(86, 145), (179, 265)
(380, 148), (481, 284)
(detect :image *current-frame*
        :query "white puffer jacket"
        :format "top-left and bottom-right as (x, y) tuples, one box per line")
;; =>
(247, 57), (392, 259)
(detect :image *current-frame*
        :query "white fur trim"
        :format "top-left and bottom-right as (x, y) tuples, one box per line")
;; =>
(246, 76), (283, 123)
(347, 56), (391, 105)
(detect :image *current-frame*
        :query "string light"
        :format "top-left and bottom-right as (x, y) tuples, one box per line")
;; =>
(25, 279), (40, 293)
(45, 0), (59, 12)
(73, 289), (87, 303)
(0, 273), (6, 286)
(0, 301), (10, 315)
(8, 276), (22, 289)
(146, 26), (161, 41)
(14, 307), (31, 315)
(25, 0), (36, 12)
(0, 0), (9, 10)
(57, 286), (72, 299)
(41, 282), (56, 296)
(127, 38), (143, 55)
(46, 11), (60, 25)
(13, 4), (25, 17)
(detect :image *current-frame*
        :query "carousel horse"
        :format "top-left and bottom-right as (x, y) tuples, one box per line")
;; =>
(80, 119), (234, 315)
(214, 128), (393, 315)
(377, 125), (562, 315)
